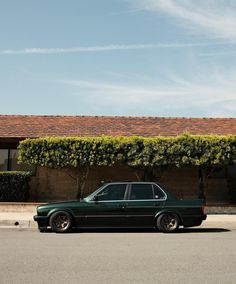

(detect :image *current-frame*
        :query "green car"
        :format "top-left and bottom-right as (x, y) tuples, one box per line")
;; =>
(34, 182), (207, 233)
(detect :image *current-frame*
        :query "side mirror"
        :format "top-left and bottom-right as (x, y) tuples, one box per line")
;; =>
(94, 195), (99, 203)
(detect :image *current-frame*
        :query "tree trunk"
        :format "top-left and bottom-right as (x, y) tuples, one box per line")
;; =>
(76, 167), (89, 200)
(198, 167), (207, 200)
(65, 167), (89, 200)
(143, 167), (160, 182)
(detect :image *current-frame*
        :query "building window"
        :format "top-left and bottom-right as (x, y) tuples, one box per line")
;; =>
(0, 149), (36, 174)
(0, 149), (8, 171)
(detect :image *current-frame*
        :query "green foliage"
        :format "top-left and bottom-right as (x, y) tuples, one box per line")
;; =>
(18, 134), (236, 169)
(0, 171), (31, 202)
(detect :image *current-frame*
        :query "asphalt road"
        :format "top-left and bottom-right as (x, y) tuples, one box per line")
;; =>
(0, 228), (236, 284)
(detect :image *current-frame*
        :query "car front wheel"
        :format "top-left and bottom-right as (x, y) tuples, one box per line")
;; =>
(49, 211), (73, 233)
(156, 213), (179, 233)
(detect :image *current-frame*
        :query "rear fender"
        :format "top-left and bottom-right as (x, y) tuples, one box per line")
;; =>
(155, 210), (183, 225)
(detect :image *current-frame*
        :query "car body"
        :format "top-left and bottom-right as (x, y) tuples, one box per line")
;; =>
(34, 182), (207, 233)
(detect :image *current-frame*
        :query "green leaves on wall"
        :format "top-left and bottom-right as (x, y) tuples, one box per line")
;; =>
(18, 134), (236, 169)
(0, 171), (31, 201)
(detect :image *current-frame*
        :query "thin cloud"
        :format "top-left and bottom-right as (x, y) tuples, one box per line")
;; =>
(61, 75), (236, 116)
(62, 79), (189, 104)
(62, 70), (236, 109)
(133, 0), (236, 39)
(0, 41), (234, 55)
(198, 52), (236, 57)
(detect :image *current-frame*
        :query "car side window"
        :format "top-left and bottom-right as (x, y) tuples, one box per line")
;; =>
(153, 184), (166, 200)
(96, 184), (127, 201)
(129, 184), (154, 200)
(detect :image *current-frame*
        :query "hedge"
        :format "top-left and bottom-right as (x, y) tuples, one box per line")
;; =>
(18, 134), (236, 168)
(0, 171), (31, 202)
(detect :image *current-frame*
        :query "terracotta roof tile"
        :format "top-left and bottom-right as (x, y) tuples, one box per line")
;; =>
(0, 115), (236, 138)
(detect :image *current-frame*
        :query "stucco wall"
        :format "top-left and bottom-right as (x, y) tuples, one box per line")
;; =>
(29, 165), (143, 201)
(29, 165), (231, 204)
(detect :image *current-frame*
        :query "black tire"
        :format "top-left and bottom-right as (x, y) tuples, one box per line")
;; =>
(39, 228), (47, 233)
(156, 213), (179, 233)
(49, 211), (73, 233)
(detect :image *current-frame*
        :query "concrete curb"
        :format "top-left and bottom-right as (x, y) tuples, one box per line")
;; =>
(0, 214), (236, 230)
(0, 203), (43, 213)
(0, 219), (37, 229)
(205, 206), (236, 214)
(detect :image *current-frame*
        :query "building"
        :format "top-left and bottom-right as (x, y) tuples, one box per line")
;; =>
(1, 115), (236, 204)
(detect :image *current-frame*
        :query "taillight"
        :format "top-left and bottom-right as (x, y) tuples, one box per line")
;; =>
(201, 206), (205, 215)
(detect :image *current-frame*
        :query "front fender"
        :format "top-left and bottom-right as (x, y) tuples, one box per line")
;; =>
(47, 208), (76, 221)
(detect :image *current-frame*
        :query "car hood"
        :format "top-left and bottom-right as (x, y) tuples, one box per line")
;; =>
(37, 199), (86, 212)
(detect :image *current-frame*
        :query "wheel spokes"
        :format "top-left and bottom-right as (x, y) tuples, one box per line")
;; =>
(161, 215), (177, 230)
(54, 214), (69, 229)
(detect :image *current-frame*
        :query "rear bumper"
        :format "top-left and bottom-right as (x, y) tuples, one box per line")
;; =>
(183, 214), (207, 228)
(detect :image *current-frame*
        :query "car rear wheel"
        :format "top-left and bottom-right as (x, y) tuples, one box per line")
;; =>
(156, 213), (179, 233)
(49, 211), (73, 233)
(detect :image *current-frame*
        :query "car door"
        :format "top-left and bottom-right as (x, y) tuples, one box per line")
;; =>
(125, 183), (165, 227)
(79, 183), (128, 227)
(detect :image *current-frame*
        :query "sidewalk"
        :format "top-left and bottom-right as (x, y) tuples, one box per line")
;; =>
(0, 203), (40, 229)
(199, 215), (236, 230)
(0, 212), (37, 228)
(0, 209), (236, 230)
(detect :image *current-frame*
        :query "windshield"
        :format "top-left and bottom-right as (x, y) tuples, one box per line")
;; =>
(83, 184), (107, 202)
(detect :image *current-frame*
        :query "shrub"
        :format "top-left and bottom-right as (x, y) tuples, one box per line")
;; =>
(18, 134), (236, 168)
(0, 171), (31, 202)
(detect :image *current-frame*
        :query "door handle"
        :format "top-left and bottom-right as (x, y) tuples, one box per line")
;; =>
(118, 204), (126, 209)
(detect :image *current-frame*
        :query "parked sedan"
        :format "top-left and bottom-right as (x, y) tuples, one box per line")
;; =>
(34, 182), (207, 233)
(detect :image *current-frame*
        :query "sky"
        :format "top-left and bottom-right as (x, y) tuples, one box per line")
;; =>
(0, 0), (236, 117)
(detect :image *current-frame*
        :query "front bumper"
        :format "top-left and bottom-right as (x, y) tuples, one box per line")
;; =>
(34, 215), (49, 228)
